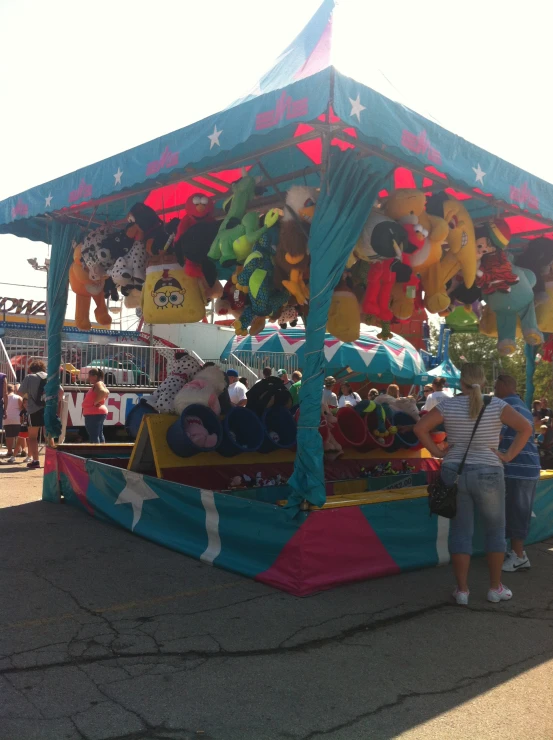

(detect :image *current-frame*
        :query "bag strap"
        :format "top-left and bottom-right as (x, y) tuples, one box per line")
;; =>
(457, 395), (492, 476)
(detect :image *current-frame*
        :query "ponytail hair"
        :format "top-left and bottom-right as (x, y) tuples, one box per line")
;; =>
(460, 363), (486, 419)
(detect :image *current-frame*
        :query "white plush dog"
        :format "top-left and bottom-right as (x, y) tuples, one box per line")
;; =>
(147, 351), (202, 414)
(173, 365), (228, 416)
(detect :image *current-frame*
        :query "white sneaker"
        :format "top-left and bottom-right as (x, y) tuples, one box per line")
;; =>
(502, 551), (531, 572)
(6, 456), (16, 464)
(24, 456), (33, 463)
(487, 584), (513, 603)
(453, 588), (469, 605)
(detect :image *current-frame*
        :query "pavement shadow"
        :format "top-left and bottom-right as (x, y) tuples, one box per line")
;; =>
(1, 497), (552, 739)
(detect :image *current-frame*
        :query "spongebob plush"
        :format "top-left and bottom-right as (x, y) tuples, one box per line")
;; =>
(142, 257), (206, 324)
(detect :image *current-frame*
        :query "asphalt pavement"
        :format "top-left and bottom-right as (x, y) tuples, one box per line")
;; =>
(1, 455), (553, 740)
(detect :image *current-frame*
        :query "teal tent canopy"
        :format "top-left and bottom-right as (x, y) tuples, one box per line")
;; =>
(2, 0), (553, 506)
(222, 326), (425, 382)
(414, 359), (462, 389)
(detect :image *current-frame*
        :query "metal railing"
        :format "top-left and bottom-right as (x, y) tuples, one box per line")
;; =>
(1, 336), (298, 390)
(0, 338), (17, 382)
(203, 354), (260, 387)
(231, 350), (299, 378)
(0, 337), (207, 388)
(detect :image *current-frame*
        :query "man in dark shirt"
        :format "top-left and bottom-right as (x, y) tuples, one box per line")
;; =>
(495, 375), (541, 572)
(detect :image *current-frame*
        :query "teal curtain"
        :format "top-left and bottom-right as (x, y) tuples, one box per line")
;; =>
(45, 221), (81, 437)
(287, 150), (393, 512)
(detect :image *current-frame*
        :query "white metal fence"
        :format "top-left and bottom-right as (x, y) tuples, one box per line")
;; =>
(1, 336), (299, 389)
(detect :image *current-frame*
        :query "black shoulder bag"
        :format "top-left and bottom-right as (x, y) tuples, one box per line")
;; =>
(427, 396), (491, 518)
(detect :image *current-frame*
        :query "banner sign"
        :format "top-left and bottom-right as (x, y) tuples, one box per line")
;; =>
(66, 391), (150, 427)
(0, 296), (47, 315)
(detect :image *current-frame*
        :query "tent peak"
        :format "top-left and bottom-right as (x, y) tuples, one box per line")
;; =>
(230, 0), (334, 108)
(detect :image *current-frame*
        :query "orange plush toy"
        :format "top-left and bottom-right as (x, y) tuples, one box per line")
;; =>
(69, 243), (112, 331)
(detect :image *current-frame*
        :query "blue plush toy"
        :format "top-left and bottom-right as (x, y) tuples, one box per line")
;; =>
(484, 264), (543, 356)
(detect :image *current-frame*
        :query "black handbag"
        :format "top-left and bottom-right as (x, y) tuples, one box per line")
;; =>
(427, 396), (491, 518)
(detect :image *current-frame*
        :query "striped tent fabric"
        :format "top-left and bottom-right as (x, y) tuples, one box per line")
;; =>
(222, 325), (426, 382)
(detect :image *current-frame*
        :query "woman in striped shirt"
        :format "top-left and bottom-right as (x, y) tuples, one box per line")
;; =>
(415, 363), (532, 606)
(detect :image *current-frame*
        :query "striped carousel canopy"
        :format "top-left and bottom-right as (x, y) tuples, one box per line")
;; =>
(221, 325), (426, 382)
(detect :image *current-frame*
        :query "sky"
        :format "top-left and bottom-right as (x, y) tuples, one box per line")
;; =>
(2, 0), (553, 327)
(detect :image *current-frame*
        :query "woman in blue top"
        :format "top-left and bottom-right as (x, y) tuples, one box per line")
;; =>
(415, 364), (532, 606)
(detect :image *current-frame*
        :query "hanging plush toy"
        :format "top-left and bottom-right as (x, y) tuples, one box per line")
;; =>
(215, 278), (248, 320)
(515, 237), (553, 303)
(101, 229), (147, 297)
(142, 256), (206, 325)
(69, 243), (112, 331)
(127, 203), (179, 257)
(274, 303), (299, 329)
(383, 189), (428, 255)
(481, 264), (543, 356)
(358, 216), (412, 339)
(234, 225), (289, 336)
(474, 220), (519, 295)
(422, 193), (477, 313)
(146, 351), (203, 414)
(273, 185), (318, 305)
(80, 224), (121, 302)
(174, 193), (220, 288)
(327, 275), (361, 343)
(207, 174), (266, 266)
(382, 189), (448, 320)
(535, 267), (553, 333)
(80, 224), (116, 281)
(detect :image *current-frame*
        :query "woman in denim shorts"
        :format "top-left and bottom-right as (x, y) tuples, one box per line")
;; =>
(415, 364), (532, 605)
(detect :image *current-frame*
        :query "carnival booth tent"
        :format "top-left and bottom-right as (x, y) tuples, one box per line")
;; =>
(223, 326), (426, 382)
(2, 0), (553, 594)
(414, 359), (462, 390)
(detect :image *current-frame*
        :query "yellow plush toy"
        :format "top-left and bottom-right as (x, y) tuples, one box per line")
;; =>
(327, 277), (361, 343)
(422, 193), (477, 313)
(383, 189), (449, 320)
(142, 256), (206, 324)
(535, 276), (553, 333)
(69, 243), (112, 331)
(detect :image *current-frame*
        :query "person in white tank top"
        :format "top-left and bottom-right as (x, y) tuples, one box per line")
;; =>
(3, 384), (22, 463)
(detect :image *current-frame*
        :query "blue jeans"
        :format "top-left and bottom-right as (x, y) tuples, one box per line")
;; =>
(505, 478), (537, 540)
(84, 414), (107, 444)
(441, 463), (506, 554)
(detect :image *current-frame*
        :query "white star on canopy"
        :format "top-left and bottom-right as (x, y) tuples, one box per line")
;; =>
(349, 93), (366, 122)
(208, 125), (223, 150)
(472, 163), (486, 185)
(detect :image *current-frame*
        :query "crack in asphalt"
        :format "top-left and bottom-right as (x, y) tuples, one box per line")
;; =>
(0, 602), (449, 677)
(3, 597), (553, 679)
(297, 646), (553, 739)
